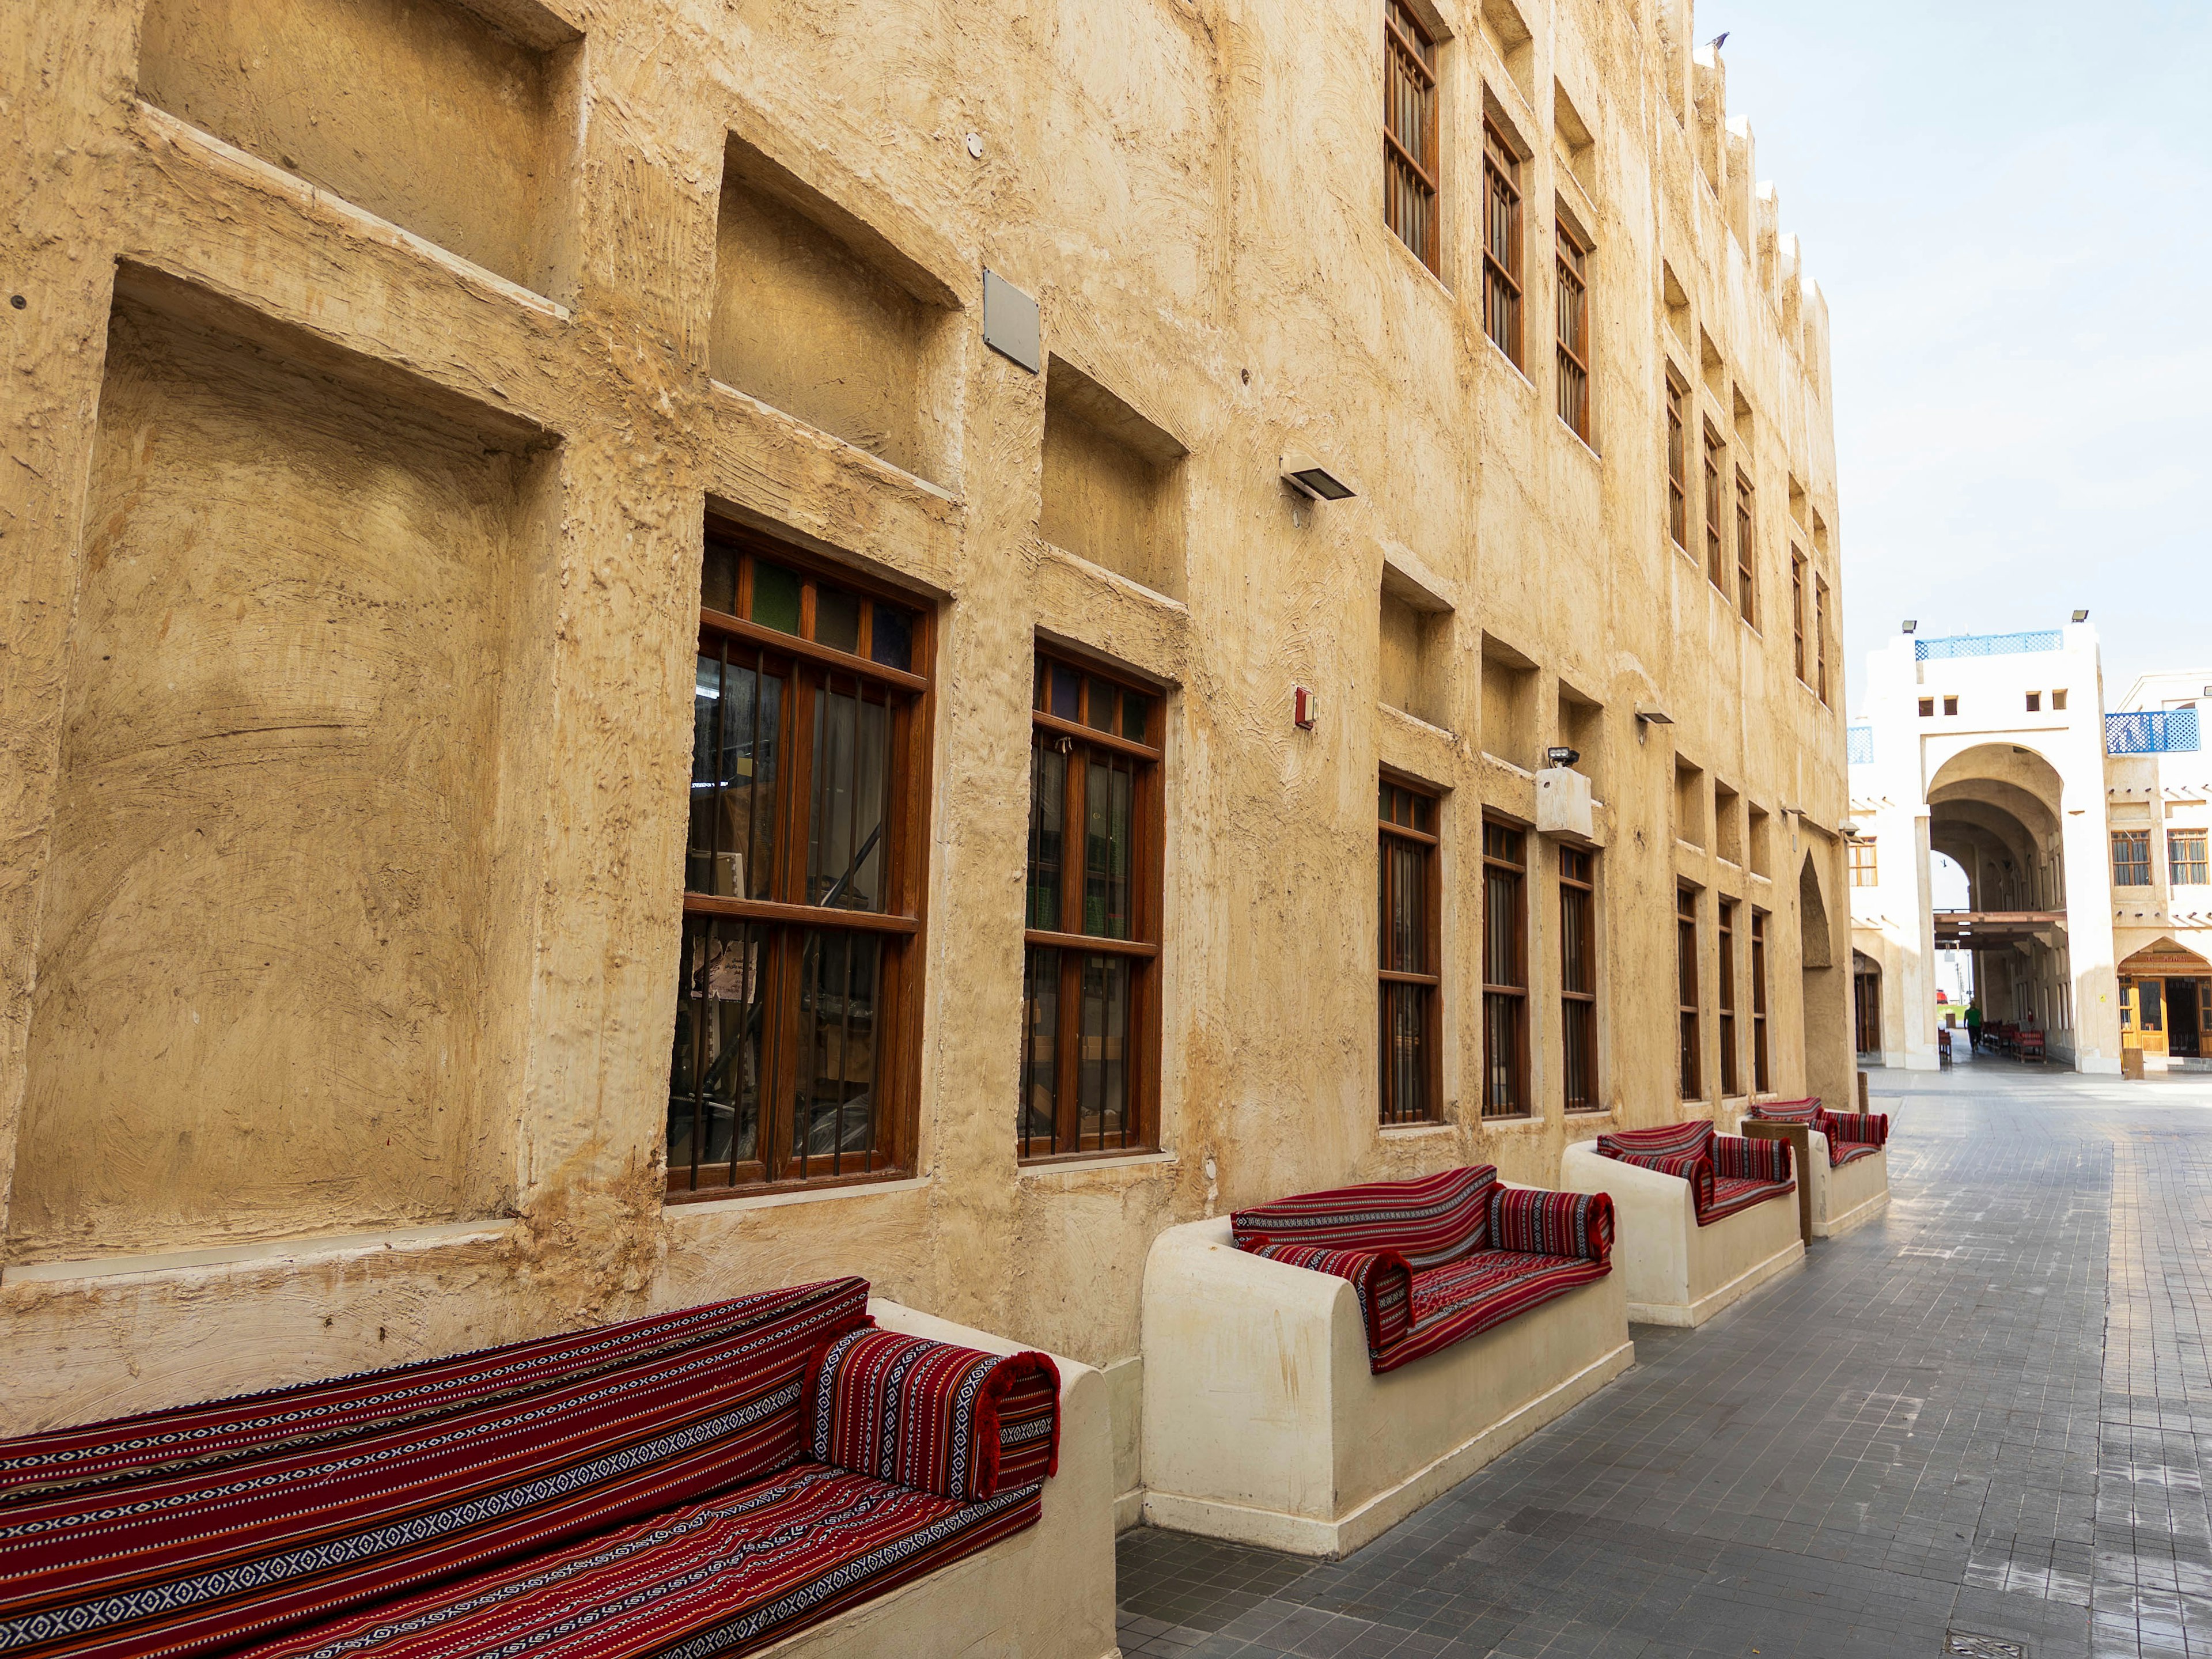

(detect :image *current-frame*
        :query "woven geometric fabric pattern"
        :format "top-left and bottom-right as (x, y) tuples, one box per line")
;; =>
(1596, 1120), (1715, 1163)
(1379, 1251), (1612, 1373)
(805, 1330), (1059, 1503)
(1703, 1174), (1794, 1225)
(0, 1281), (874, 1659)
(1600, 1147), (1717, 1218)
(1746, 1097), (1823, 1128)
(1597, 1122), (1794, 1228)
(1713, 1134), (1792, 1185)
(1245, 1241), (1415, 1360)
(1486, 1187), (1613, 1266)
(227, 1463), (1045, 1659)
(1748, 1099), (1887, 1167)
(1231, 1165), (1496, 1270)
(988, 1362), (1062, 1495)
(1821, 1109), (1889, 1148)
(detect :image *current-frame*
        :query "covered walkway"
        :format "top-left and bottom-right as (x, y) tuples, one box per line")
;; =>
(1117, 1069), (2212, 1658)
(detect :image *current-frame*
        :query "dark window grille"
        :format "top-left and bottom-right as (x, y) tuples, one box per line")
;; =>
(1734, 472), (1756, 623)
(1703, 429), (1726, 590)
(1560, 846), (1599, 1111)
(1483, 819), (1531, 1116)
(1556, 221), (1590, 439)
(669, 530), (928, 1196)
(1791, 552), (1808, 681)
(1384, 2), (1440, 271)
(1482, 123), (1524, 366)
(1380, 779), (1442, 1123)
(1815, 578), (1831, 703)
(1665, 374), (1688, 547)
(1678, 886), (1700, 1099)
(1718, 899), (1740, 1096)
(1751, 909), (1771, 1093)
(1020, 654), (1162, 1160)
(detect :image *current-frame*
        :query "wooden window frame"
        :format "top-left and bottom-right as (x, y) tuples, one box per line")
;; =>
(1560, 846), (1599, 1112)
(1718, 898), (1740, 1096)
(2170, 830), (2209, 886)
(1482, 817), (1532, 1117)
(1020, 651), (1165, 1163)
(1849, 838), (1878, 888)
(1790, 551), (1808, 681)
(2113, 830), (2152, 889)
(1703, 426), (1726, 591)
(1556, 215), (1592, 441)
(1380, 775), (1444, 1124)
(1734, 471), (1756, 625)
(668, 520), (935, 1200)
(1677, 885), (1700, 1099)
(1665, 371), (1689, 548)
(1815, 577), (1831, 704)
(1482, 120), (1524, 368)
(1751, 908), (1771, 1093)
(1384, 2), (1441, 272)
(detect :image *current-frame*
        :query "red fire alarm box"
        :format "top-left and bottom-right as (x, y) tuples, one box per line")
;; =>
(1293, 685), (1318, 730)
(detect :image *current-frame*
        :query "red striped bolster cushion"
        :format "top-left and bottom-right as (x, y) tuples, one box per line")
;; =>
(1748, 1097), (1822, 1126)
(1820, 1109), (1889, 1147)
(806, 1331), (1059, 1502)
(1596, 1120), (1716, 1163)
(1604, 1148), (1717, 1216)
(1715, 1134), (1792, 1183)
(0, 1279), (873, 1659)
(1232, 1165), (1497, 1269)
(1245, 1241), (1415, 1358)
(1487, 1187), (1613, 1266)
(991, 1362), (1062, 1493)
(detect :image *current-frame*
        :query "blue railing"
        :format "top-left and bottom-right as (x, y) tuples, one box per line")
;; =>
(1914, 630), (2063, 662)
(2106, 709), (2201, 755)
(1847, 725), (1874, 764)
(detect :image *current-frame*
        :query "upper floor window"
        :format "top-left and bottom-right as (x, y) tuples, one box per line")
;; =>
(1556, 217), (1591, 440)
(1482, 819), (1531, 1116)
(1849, 837), (1878, 887)
(1718, 899), (1740, 1096)
(2113, 830), (2152, 888)
(1815, 577), (1831, 704)
(2169, 830), (2208, 886)
(1677, 886), (1700, 1099)
(2026, 692), (2042, 713)
(1665, 372), (1689, 548)
(1703, 427), (1725, 590)
(1791, 551), (1808, 681)
(1021, 653), (1163, 1161)
(1482, 121), (1524, 367)
(1560, 847), (1599, 1111)
(1380, 779), (1442, 1123)
(669, 528), (931, 1196)
(1734, 471), (1756, 623)
(1751, 910), (1771, 1093)
(1384, 2), (1441, 272)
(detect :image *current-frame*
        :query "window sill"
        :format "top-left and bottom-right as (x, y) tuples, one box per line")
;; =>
(1478, 1113), (1546, 1131)
(1482, 752), (1536, 781)
(665, 1174), (931, 1216)
(1384, 228), (1454, 301)
(1555, 416), (1602, 462)
(1018, 1149), (1176, 1178)
(1380, 1120), (1456, 1138)
(1486, 335), (1536, 392)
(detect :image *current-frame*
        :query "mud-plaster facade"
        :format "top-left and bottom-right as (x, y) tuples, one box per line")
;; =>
(0, 0), (1847, 1522)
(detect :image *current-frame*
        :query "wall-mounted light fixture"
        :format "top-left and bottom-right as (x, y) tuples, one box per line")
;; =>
(1838, 820), (1862, 838)
(1280, 452), (1356, 502)
(1545, 746), (1581, 767)
(1634, 703), (1673, 726)
(1902, 619), (1918, 634)
(2071, 609), (2090, 623)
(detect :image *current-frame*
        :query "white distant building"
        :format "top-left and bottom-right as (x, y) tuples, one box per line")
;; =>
(1846, 621), (2212, 1073)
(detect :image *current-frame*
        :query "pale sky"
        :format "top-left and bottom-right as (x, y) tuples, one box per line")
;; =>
(1717, 2), (2212, 713)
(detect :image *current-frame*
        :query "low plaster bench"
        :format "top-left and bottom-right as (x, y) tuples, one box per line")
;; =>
(1560, 1121), (1802, 1327)
(1139, 1165), (1633, 1558)
(1745, 1097), (1892, 1238)
(0, 1281), (1118, 1659)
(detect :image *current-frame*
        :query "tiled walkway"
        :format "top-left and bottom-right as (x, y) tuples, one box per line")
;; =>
(1115, 1063), (2212, 1659)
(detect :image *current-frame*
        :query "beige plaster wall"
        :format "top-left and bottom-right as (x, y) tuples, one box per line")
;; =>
(0, 0), (1849, 1508)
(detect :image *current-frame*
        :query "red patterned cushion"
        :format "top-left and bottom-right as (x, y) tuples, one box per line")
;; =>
(228, 1462), (1044, 1659)
(1487, 1187), (1613, 1266)
(1603, 1147), (1717, 1218)
(1714, 1134), (1792, 1185)
(1380, 1252), (1611, 1373)
(1597, 1120), (1716, 1162)
(1245, 1241), (1414, 1360)
(1705, 1175), (1794, 1224)
(806, 1330), (1058, 1503)
(1820, 1109), (1889, 1150)
(0, 1281), (871, 1659)
(1748, 1097), (1822, 1127)
(1232, 1165), (1495, 1268)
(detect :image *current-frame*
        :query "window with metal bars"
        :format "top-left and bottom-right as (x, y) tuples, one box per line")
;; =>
(1380, 778), (1442, 1123)
(1665, 372), (1688, 548)
(1482, 121), (1523, 366)
(1734, 472), (1756, 624)
(1718, 899), (1740, 1096)
(1020, 652), (1162, 1161)
(2171, 830), (2209, 885)
(1482, 819), (1531, 1116)
(668, 527), (930, 1196)
(2113, 830), (2152, 888)
(1677, 886), (1700, 1099)
(1384, 1), (1440, 272)
(1815, 577), (1831, 703)
(1560, 846), (1599, 1111)
(1751, 909), (1771, 1093)
(1703, 427), (1725, 590)
(1791, 551), (1808, 681)
(1556, 217), (1590, 440)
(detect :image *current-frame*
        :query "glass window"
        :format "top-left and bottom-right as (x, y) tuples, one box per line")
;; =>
(1556, 221), (1591, 440)
(1718, 900), (1740, 1096)
(2113, 831), (2152, 888)
(1482, 122), (1524, 366)
(1560, 847), (1599, 1111)
(1678, 887), (1700, 1099)
(1384, 2), (1440, 271)
(1751, 910), (1771, 1093)
(1483, 820), (1531, 1116)
(1380, 779), (1442, 1124)
(2169, 831), (2208, 886)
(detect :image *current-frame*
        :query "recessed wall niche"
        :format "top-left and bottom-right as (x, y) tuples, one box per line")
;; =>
(138, 0), (583, 297)
(710, 137), (962, 488)
(1379, 571), (1452, 730)
(1039, 358), (1188, 599)
(9, 270), (557, 1264)
(1479, 635), (1539, 771)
